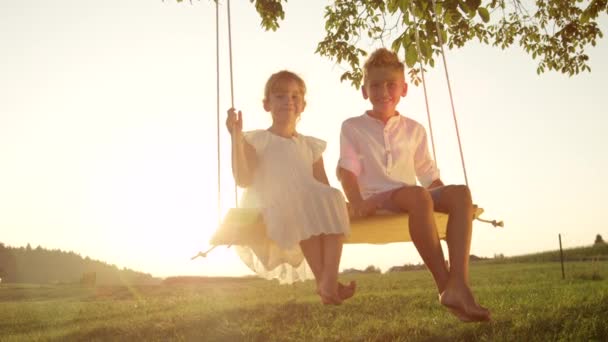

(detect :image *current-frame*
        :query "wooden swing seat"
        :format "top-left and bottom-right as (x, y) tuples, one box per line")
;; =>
(210, 206), (485, 246)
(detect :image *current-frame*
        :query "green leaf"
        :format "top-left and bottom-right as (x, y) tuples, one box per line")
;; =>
(398, 0), (409, 14)
(478, 7), (490, 23)
(465, 0), (481, 11)
(406, 44), (418, 67)
(434, 2), (443, 15)
(391, 37), (402, 54)
(457, 0), (471, 14)
(441, 28), (448, 45)
(387, 0), (398, 14)
(444, 0), (458, 10)
(580, 10), (590, 24)
(423, 40), (432, 59)
(402, 31), (412, 48)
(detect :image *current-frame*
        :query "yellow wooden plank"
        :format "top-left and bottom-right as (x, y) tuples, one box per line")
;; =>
(210, 207), (484, 246)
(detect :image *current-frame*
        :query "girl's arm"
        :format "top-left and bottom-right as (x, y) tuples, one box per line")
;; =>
(231, 132), (257, 187)
(226, 108), (258, 187)
(312, 157), (330, 185)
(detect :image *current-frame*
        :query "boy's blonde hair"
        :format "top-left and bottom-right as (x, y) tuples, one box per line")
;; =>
(363, 48), (405, 85)
(264, 70), (306, 100)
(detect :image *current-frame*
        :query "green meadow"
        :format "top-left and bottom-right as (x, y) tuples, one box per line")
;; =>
(1, 251), (607, 341)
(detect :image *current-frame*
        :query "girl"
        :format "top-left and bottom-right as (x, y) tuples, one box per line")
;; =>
(226, 70), (354, 305)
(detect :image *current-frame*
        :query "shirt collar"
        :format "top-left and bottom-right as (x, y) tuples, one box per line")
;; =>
(363, 111), (403, 129)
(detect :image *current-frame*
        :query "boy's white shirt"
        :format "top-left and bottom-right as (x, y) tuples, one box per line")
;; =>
(338, 111), (440, 200)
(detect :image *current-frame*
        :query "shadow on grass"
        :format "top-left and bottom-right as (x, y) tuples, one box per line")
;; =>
(1, 306), (168, 337)
(9, 278), (606, 342)
(0, 285), (93, 302)
(56, 300), (319, 341)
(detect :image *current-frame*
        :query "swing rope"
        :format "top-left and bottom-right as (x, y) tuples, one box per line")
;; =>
(411, 1), (503, 228)
(193, 0), (503, 260)
(192, 0), (237, 260)
(430, 0), (470, 187)
(215, 0), (221, 223)
(226, 0), (238, 208)
(410, 2), (438, 167)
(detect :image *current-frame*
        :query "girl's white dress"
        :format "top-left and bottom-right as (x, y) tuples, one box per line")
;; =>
(235, 129), (350, 284)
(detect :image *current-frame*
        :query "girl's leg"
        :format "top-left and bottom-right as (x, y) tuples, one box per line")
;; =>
(300, 235), (341, 304)
(318, 233), (344, 303)
(319, 233), (355, 301)
(299, 235), (324, 287)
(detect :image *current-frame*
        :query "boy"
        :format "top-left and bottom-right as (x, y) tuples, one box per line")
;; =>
(337, 48), (490, 322)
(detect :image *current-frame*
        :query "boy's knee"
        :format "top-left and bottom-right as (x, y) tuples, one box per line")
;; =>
(453, 185), (472, 203)
(394, 186), (433, 211)
(443, 185), (473, 212)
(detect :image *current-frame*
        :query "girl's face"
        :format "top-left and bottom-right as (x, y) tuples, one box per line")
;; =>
(362, 67), (407, 116)
(263, 79), (306, 125)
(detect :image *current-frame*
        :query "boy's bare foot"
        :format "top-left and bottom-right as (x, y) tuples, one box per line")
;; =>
(338, 281), (356, 301)
(439, 283), (490, 322)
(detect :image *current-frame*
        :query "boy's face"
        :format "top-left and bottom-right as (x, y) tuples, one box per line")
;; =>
(362, 67), (407, 115)
(263, 79), (306, 124)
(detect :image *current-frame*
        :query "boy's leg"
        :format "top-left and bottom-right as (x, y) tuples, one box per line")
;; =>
(387, 185), (489, 321)
(389, 186), (449, 293)
(432, 185), (474, 285)
(432, 185), (490, 320)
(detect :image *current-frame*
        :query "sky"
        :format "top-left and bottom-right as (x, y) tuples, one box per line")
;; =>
(1, 0), (607, 278)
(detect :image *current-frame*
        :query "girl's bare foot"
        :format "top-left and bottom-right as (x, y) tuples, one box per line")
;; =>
(316, 288), (342, 305)
(338, 281), (356, 301)
(317, 279), (341, 305)
(439, 282), (490, 322)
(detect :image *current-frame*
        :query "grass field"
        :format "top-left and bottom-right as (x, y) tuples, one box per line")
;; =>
(1, 261), (607, 341)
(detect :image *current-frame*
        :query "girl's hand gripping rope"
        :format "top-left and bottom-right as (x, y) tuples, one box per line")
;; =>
(226, 108), (243, 135)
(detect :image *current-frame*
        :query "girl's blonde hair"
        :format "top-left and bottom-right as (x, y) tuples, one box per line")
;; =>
(264, 70), (306, 100)
(363, 48), (405, 85)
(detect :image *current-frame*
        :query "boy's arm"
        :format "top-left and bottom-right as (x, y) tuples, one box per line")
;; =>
(337, 167), (364, 204)
(338, 121), (375, 217)
(428, 178), (444, 189)
(338, 167), (376, 217)
(414, 126), (441, 188)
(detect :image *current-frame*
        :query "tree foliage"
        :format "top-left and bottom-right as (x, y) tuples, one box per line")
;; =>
(177, 0), (607, 88)
(0, 242), (159, 285)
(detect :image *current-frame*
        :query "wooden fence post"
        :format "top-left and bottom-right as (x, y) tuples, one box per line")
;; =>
(559, 234), (565, 280)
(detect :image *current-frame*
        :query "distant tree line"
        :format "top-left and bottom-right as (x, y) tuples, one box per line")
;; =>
(342, 255), (488, 274)
(342, 265), (383, 274)
(0, 242), (159, 285)
(352, 235), (608, 274)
